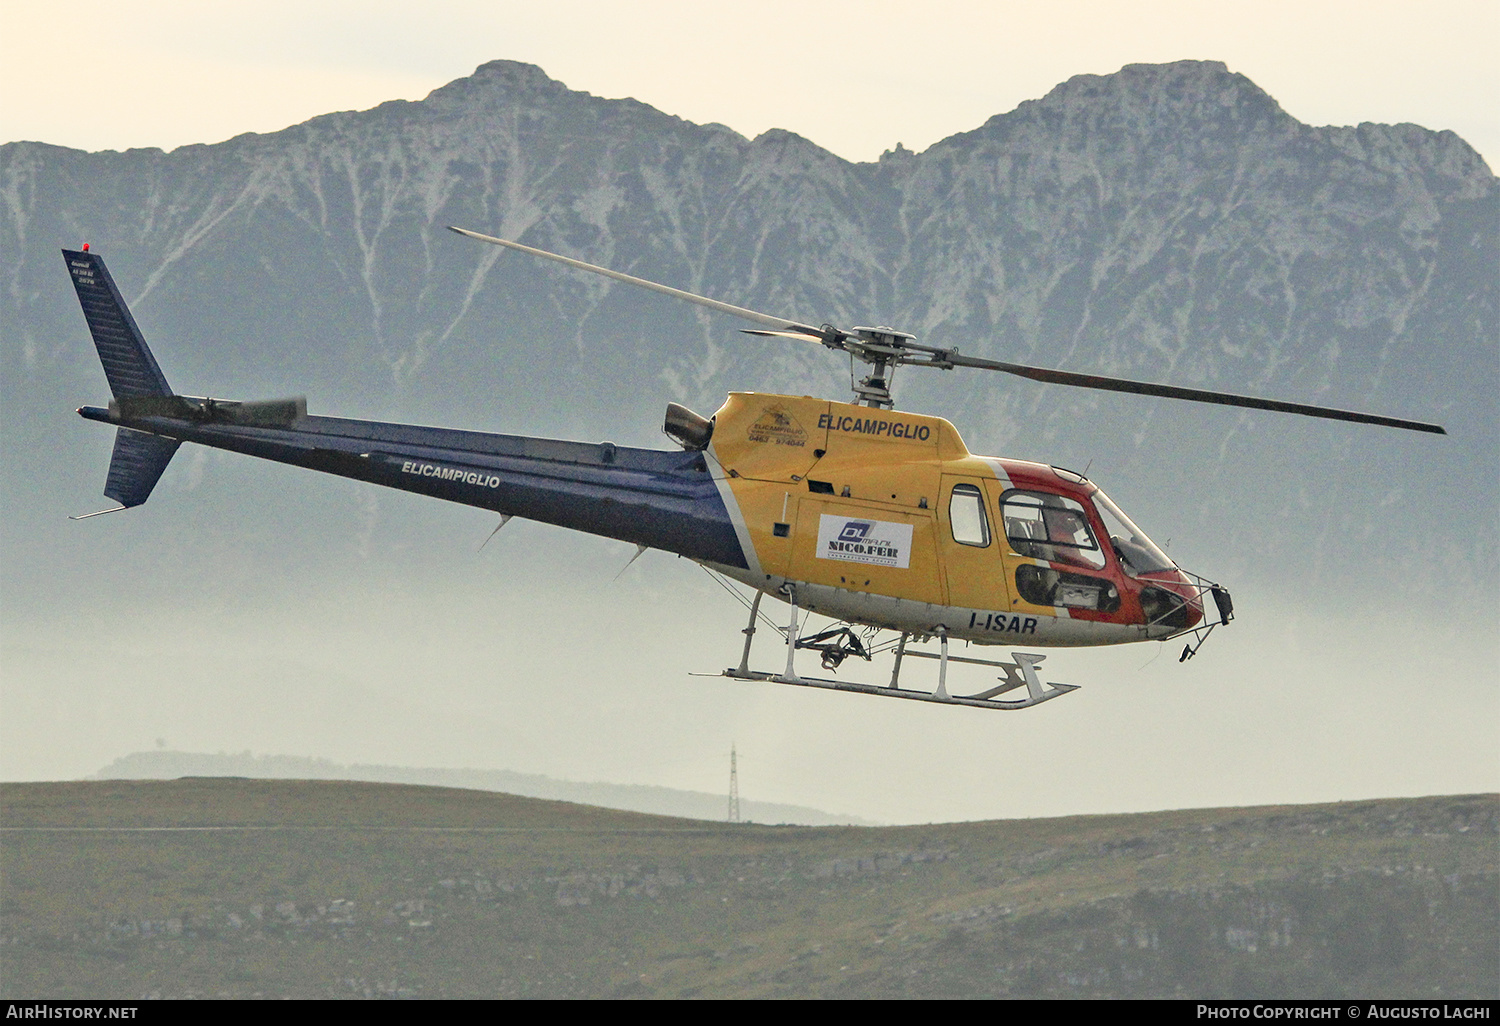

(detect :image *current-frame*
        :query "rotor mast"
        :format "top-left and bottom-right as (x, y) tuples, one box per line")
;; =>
(845, 327), (912, 408)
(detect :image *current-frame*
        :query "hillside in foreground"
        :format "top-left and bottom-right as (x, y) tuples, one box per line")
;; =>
(0, 780), (1494, 999)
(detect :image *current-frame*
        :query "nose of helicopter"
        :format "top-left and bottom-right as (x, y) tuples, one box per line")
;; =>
(1129, 562), (1237, 639)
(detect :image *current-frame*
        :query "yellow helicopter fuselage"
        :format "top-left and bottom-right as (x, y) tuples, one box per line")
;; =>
(703, 393), (1205, 647)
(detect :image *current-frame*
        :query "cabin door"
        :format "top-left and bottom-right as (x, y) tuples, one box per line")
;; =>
(938, 475), (1013, 613)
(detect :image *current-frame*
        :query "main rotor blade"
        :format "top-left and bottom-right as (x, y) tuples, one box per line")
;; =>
(448, 226), (825, 338)
(947, 353), (1446, 434)
(447, 226), (1442, 434)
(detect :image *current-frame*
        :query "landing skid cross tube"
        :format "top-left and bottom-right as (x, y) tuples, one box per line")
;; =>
(716, 601), (1079, 710)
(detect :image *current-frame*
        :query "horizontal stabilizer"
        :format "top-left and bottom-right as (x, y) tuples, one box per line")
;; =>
(104, 428), (180, 508)
(62, 249), (171, 398)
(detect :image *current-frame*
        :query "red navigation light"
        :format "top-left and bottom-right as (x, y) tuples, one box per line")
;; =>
(82, 243), (90, 252)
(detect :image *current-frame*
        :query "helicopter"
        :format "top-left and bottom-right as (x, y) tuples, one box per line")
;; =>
(62, 230), (1445, 710)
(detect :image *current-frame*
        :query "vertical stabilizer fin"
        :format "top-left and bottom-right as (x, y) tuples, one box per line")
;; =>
(61, 248), (172, 398)
(63, 247), (181, 511)
(103, 428), (180, 508)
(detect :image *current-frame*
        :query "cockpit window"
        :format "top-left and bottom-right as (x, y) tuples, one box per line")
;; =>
(1092, 489), (1176, 576)
(948, 484), (990, 547)
(1001, 490), (1105, 570)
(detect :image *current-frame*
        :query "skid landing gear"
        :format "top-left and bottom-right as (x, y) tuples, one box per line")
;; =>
(717, 593), (1078, 711)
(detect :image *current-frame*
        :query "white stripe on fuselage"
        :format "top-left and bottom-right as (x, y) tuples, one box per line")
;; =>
(972, 456), (1012, 492)
(704, 443), (763, 578)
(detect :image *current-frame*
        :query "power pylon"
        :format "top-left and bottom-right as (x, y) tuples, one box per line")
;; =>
(727, 744), (741, 823)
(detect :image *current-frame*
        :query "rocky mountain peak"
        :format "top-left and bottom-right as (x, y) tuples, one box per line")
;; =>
(422, 59), (572, 110)
(1049, 60), (1282, 115)
(974, 59), (1291, 145)
(748, 127), (845, 169)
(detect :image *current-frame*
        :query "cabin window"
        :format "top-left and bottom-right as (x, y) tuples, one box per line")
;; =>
(1001, 490), (1105, 570)
(948, 484), (990, 547)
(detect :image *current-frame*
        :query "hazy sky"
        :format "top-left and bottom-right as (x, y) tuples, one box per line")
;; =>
(2, 1), (1495, 167)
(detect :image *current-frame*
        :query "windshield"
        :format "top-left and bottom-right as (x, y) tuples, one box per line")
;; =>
(1091, 490), (1177, 576)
